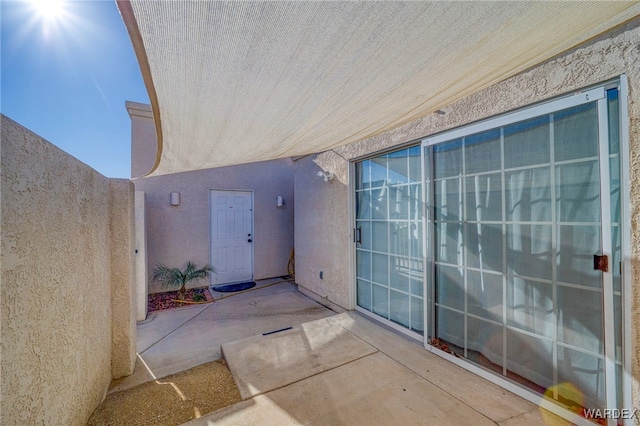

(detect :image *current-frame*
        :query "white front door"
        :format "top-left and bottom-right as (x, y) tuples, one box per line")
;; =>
(210, 190), (253, 285)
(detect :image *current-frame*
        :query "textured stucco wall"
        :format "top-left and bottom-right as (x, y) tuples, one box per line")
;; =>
(294, 18), (640, 414)
(1, 115), (135, 424)
(132, 160), (295, 294)
(293, 153), (351, 309)
(127, 101), (157, 178)
(109, 180), (137, 378)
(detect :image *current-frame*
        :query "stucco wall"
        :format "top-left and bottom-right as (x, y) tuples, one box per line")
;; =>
(293, 17), (640, 414)
(293, 153), (351, 310)
(109, 180), (137, 378)
(1, 115), (135, 424)
(127, 101), (158, 178)
(133, 160), (295, 293)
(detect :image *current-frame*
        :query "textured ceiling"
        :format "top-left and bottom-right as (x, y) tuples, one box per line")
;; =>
(118, 1), (640, 176)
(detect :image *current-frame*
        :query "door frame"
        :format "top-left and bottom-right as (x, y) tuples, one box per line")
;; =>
(420, 79), (630, 425)
(209, 188), (254, 285)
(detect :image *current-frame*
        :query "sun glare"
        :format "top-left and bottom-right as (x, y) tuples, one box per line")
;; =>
(29, 0), (65, 21)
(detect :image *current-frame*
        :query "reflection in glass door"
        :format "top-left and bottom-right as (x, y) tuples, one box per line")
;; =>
(423, 86), (623, 419)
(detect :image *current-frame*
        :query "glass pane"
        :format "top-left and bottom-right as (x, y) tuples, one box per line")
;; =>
(557, 346), (605, 410)
(607, 88), (619, 155)
(466, 173), (502, 222)
(612, 225), (621, 292)
(468, 316), (503, 368)
(390, 256), (410, 292)
(372, 187), (388, 220)
(504, 115), (550, 169)
(411, 296), (424, 333)
(410, 221), (423, 258)
(506, 277), (553, 339)
(467, 271), (502, 322)
(357, 279), (371, 310)
(435, 307), (464, 354)
(554, 103), (598, 162)
(505, 167), (551, 223)
(557, 225), (600, 288)
(356, 190), (371, 219)
(408, 145), (422, 183)
(372, 253), (389, 285)
(556, 160), (601, 223)
(356, 250), (371, 281)
(389, 186), (409, 220)
(372, 221), (388, 252)
(435, 264), (464, 310)
(434, 139), (462, 179)
(410, 271), (423, 296)
(465, 129), (501, 174)
(434, 178), (462, 222)
(408, 184), (421, 220)
(557, 285), (603, 354)
(390, 290), (410, 327)
(435, 221), (463, 265)
(506, 329), (554, 390)
(390, 222), (409, 256)
(466, 223), (504, 272)
(371, 155), (388, 187)
(356, 160), (371, 190)
(610, 156), (621, 225)
(388, 149), (409, 185)
(372, 284), (388, 317)
(506, 224), (552, 281)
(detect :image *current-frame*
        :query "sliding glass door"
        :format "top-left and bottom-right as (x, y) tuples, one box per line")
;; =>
(355, 146), (424, 337)
(423, 85), (623, 418)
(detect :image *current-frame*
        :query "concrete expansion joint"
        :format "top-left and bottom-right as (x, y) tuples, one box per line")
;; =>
(142, 305), (212, 354)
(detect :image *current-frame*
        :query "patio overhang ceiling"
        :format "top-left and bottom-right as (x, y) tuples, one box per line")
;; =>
(117, 1), (640, 176)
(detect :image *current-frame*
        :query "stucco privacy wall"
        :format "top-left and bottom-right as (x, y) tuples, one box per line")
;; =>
(294, 17), (640, 413)
(132, 160), (295, 293)
(1, 115), (136, 425)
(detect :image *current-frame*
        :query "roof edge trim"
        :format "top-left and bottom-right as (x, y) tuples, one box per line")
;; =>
(116, 0), (162, 177)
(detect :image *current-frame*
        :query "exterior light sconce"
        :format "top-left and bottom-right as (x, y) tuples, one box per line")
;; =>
(277, 195), (284, 207)
(316, 170), (335, 183)
(170, 192), (181, 206)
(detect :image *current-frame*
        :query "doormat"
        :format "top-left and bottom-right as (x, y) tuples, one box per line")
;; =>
(211, 281), (256, 293)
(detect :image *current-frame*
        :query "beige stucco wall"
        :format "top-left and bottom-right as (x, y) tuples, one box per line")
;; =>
(1, 115), (135, 424)
(132, 160), (295, 294)
(294, 17), (640, 413)
(293, 153), (351, 310)
(127, 100), (157, 178)
(109, 180), (137, 378)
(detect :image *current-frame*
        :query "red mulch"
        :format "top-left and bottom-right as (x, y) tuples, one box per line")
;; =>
(148, 288), (214, 313)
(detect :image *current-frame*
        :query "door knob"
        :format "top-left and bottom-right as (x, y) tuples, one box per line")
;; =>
(248, 238), (252, 243)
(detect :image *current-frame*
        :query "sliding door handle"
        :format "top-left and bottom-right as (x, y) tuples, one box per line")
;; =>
(354, 227), (362, 244)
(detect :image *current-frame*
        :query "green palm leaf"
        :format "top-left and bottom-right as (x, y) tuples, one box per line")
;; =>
(153, 262), (215, 297)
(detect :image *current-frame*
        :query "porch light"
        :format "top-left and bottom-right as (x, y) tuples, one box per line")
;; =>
(317, 170), (334, 182)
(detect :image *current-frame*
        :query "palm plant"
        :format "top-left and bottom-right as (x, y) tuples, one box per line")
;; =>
(153, 261), (215, 299)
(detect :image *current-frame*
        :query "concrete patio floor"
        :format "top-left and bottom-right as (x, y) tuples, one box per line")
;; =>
(109, 278), (334, 393)
(112, 279), (568, 425)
